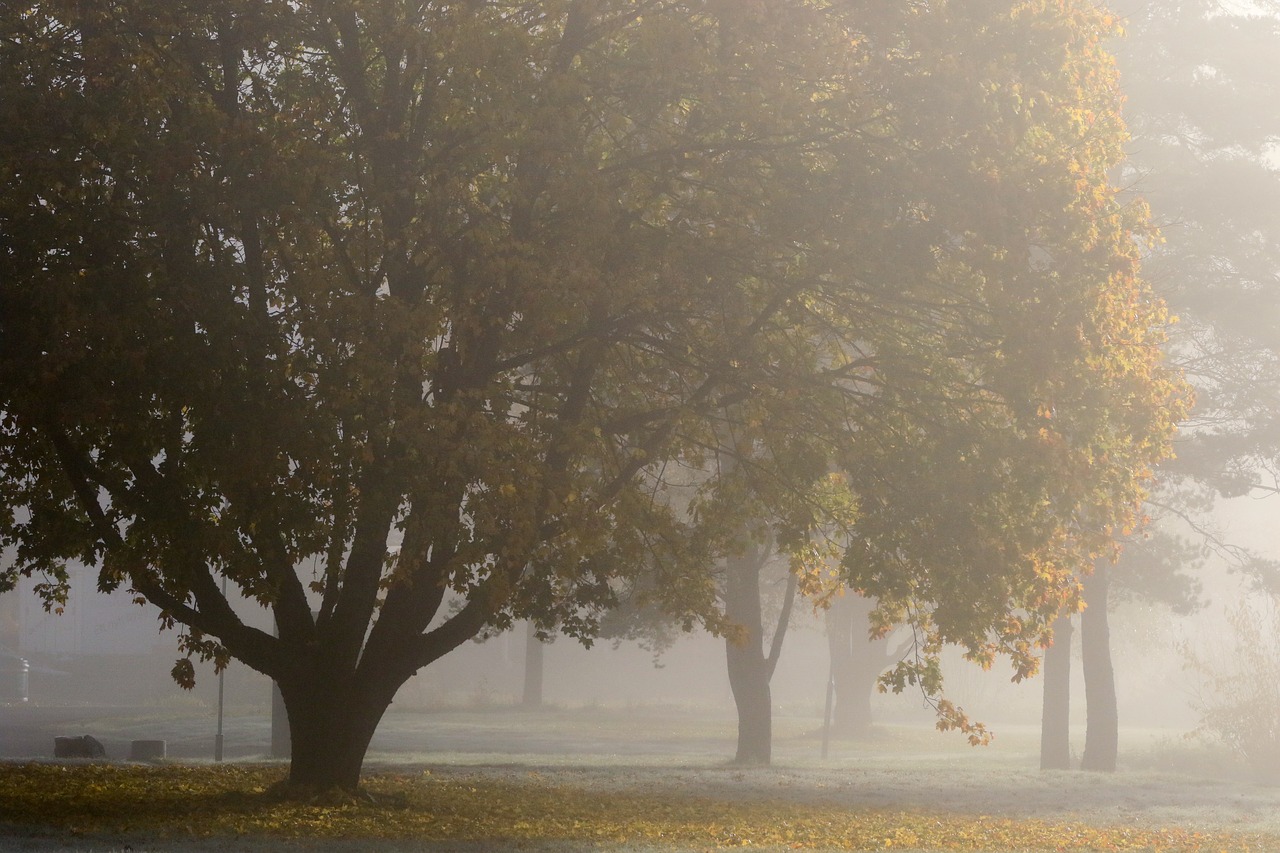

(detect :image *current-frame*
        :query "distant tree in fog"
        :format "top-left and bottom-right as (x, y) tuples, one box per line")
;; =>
(0, 1), (1185, 789)
(825, 591), (909, 739)
(1116, 0), (1280, 558)
(1183, 593), (1280, 781)
(1036, 0), (1280, 775)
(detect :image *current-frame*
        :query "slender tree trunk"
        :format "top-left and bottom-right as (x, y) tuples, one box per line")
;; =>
(1040, 611), (1073, 770)
(522, 622), (545, 708)
(725, 545), (772, 765)
(1080, 562), (1118, 772)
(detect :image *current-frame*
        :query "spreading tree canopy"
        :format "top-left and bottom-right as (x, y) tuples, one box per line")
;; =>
(0, 0), (1186, 789)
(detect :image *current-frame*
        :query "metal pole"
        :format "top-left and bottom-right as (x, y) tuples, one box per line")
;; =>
(821, 661), (835, 760)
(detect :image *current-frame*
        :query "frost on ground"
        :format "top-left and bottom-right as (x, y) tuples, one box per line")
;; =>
(2, 705), (1279, 850)
(413, 759), (1280, 835)
(359, 708), (1280, 838)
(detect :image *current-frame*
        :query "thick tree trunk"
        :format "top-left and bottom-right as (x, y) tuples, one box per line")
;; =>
(725, 546), (772, 765)
(1040, 611), (1073, 770)
(825, 597), (862, 736)
(522, 622), (545, 708)
(819, 594), (870, 732)
(825, 594), (881, 737)
(277, 667), (399, 791)
(728, 654), (772, 764)
(287, 713), (378, 790)
(271, 680), (290, 759)
(1080, 563), (1118, 772)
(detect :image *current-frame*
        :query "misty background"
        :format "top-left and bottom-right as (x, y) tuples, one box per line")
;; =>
(5, 492), (1273, 747)
(6, 0), (1280, 782)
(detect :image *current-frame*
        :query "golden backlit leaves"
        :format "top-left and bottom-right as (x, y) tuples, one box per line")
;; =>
(0, 763), (1267, 851)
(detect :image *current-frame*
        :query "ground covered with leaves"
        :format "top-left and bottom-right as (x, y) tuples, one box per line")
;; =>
(0, 762), (1273, 852)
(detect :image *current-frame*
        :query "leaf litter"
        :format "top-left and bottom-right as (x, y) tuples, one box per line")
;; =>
(0, 761), (1273, 851)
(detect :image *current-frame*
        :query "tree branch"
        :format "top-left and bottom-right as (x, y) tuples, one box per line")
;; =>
(764, 570), (796, 682)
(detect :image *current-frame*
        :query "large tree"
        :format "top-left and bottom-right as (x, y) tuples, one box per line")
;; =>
(0, 1), (1185, 789)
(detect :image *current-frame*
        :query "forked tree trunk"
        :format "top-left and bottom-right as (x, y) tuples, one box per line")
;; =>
(1080, 562), (1118, 772)
(522, 622), (545, 708)
(724, 543), (795, 766)
(1040, 611), (1073, 770)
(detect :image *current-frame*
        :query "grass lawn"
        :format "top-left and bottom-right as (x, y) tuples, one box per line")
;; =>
(2, 706), (1276, 851)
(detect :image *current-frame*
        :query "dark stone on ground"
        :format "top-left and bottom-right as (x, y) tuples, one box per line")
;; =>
(53, 734), (106, 758)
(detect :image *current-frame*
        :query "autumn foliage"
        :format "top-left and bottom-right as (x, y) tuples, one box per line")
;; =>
(0, 1), (1187, 787)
